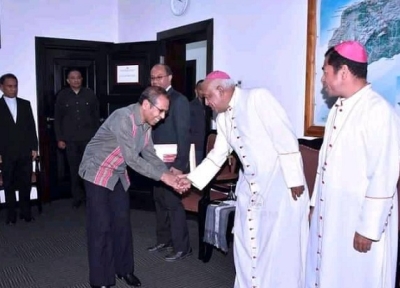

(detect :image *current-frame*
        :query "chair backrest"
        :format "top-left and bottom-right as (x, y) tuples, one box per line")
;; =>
(299, 144), (319, 198)
(205, 133), (238, 181)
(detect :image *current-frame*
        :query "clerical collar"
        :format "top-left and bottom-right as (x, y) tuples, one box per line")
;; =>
(338, 84), (371, 106)
(165, 85), (172, 92)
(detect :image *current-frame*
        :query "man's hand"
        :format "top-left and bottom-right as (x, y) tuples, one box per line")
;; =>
(161, 172), (179, 189)
(57, 141), (66, 149)
(176, 174), (192, 193)
(32, 150), (38, 159)
(290, 185), (305, 201)
(170, 167), (183, 175)
(353, 232), (373, 253)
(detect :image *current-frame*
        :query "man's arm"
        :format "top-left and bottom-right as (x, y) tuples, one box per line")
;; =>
(171, 95), (191, 172)
(89, 89), (100, 129)
(356, 103), (400, 242)
(54, 92), (64, 142)
(187, 117), (232, 190)
(253, 89), (304, 190)
(114, 115), (168, 181)
(140, 130), (169, 173)
(26, 101), (38, 152)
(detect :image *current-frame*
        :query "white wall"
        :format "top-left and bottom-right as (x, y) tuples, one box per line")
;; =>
(0, 0), (119, 124)
(186, 40), (207, 82)
(118, 0), (309, 136)
(0, 0), (309, 137)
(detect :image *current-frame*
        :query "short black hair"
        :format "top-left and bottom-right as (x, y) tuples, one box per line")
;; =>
(196, 79), (204, 87)
(325, 47), (367, 79)
(0, 73), (18, 85)
(66, 68), (82, 78)
(138, 86), (169, 105)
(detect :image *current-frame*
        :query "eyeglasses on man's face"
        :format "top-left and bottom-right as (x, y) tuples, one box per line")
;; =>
(150, 75), (169, 81)
(149, 101), (168, 115)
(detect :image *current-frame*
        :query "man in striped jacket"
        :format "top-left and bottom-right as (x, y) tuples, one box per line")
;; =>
(79, 86), (181, 288)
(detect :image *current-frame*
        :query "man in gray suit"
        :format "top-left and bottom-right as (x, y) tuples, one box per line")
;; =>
(147, 64), (192, 261)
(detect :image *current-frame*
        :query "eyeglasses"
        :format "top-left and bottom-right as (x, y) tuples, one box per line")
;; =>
(149, 101), (168, 114)
(150, 75), (169, 81)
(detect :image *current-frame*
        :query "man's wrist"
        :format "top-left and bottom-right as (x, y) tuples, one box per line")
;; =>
(160, 172), (168, 182)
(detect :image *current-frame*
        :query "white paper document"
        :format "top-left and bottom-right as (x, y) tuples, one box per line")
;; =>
(154, 144), (196, 172)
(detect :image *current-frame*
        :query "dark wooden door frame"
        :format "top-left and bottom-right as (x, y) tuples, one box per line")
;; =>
(35, 37), (109, 202)
(157, 18), (213, 131)
(157, 18), (213, 76)
(185, 59), (197, 101)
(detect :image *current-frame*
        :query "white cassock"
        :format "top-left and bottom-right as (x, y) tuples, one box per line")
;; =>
(306, 84), (400, 288)
(188, 87), (309, 288)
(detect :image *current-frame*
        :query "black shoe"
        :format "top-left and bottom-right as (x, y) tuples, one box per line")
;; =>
(117, 273), (141, 287)
(6, 218), (16, 225)
(6, 212), (16, 225)
(164, 248), (193, 262)
(147, 243), (173, 253)
(19, 215), (35, 222)
(91, 286), (110, 288)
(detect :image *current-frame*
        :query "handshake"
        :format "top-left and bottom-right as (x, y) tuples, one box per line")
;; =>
(161, 169), (192, 194)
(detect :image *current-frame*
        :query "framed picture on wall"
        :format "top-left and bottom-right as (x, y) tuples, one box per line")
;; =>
(304, 0), (400, 137)
(116, 64), (139, 84)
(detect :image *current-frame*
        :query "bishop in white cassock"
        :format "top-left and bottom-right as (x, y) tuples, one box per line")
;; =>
(184, 71), (309, 288)
(306, 41), (400, 288)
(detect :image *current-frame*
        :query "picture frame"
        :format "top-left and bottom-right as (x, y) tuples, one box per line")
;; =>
(304, 0), (324, 137)
(116, 64), (139, 84)
(304, 0), (400, 137)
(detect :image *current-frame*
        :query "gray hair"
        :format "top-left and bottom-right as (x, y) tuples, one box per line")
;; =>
(219, 78), (236, 89)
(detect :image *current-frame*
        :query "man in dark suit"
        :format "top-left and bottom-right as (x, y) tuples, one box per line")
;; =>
(54, 69), (99, 208)
(0, 73), (38, 225)
(147, 64), (192, 261)
(190, 79), (207, 166)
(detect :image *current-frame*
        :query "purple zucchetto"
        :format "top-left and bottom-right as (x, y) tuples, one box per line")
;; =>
(334, 41), (368, 63)
(205, 70), (231, 80)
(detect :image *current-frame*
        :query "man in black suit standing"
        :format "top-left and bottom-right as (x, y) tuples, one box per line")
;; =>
(0, 73), (38, 225)
(147, 64), (192, 261)
(54, 69), (99, 208)
(190, 79), (207, 166)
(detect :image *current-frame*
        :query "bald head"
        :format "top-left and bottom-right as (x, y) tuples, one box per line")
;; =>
(150, 64), (173, 89)
(201, 78), (235, 113)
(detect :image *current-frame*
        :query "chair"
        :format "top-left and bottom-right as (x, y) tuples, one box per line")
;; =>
(196, 132), (239, 262)
(0, 156), (43, 214)
(299, 144), (319, 197)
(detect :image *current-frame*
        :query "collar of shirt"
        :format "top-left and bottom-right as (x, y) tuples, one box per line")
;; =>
(132, 103), (151, 131)
(166, 85), (172, 92)
(69, 87), (81, 95)
(336, 84), (371, 108)
(227, 87), (240, 110)
(3, 95), (17, 104)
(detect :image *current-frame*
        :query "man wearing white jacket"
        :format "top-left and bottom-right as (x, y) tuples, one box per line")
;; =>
(306, 41), (400, 288)
(179, 70), (309, 288)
